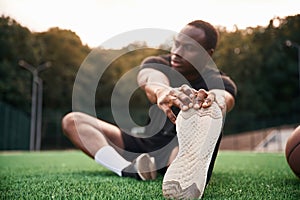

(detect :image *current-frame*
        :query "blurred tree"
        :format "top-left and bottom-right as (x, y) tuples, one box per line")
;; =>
(0, 16), (39, 112)
(35, 27), (90, 110)
(214, 14), (300, 133)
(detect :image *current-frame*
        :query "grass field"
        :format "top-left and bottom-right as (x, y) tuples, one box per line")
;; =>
(0, 151), (299, 199)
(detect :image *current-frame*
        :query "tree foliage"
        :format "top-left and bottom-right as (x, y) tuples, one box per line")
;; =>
(0, 16), (37, 111)
(1, 14), (300, 147)
(214, 14), (300, 132)
(35, 27), (91, 110)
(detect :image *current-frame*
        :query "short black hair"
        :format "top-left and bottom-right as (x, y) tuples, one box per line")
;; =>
(188, 20), (218, 50)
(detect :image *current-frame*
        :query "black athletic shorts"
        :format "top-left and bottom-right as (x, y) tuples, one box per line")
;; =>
(121, 130), (222, 180)
(121, 131), (178, 174)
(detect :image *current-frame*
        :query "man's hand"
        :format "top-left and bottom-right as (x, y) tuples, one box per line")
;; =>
(196, 89), (227, 115)
(155, 85), (231, 123)
(138, 69), (233, 122)
(204, 89), (228, 114)
(155, 86), (193, 124)
(155, 84), (210, 124)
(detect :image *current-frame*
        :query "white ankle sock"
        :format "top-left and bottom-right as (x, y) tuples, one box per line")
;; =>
(94, 146), (131, 176)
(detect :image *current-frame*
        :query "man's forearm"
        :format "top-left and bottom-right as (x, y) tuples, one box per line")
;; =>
(137, 68), (171, 104)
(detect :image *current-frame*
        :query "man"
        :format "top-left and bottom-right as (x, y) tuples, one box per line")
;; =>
(62, 20), (236, 199)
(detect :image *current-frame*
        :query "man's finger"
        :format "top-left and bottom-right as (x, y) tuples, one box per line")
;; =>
(202, 92), (215, 108)
(193, 96), (203, 109)
(170, 97), (185, 110)
(180, 84), (194, 98)
(164, 106), (177, 124)
(194, 89), (208, 109)
(176, 93), (193, 107)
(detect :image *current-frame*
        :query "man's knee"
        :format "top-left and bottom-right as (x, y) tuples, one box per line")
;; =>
(61, 112), (82, 136)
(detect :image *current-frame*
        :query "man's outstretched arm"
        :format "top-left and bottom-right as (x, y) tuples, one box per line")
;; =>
(138, 68), (235, 121)
(137, 68), (181, 124)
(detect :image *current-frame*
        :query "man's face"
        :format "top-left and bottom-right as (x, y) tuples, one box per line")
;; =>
(171, 25), (208, 79)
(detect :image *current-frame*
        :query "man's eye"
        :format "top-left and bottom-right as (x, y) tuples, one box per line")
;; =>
(174, 41), (180, 48)
(183, 44), (194, 51)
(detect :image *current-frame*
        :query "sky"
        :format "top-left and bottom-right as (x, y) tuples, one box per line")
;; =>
(0, 0), (299, 48)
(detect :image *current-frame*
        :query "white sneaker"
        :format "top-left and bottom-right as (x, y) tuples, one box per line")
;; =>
(122, 153), (157, 181)
(162, 102), (223, 199)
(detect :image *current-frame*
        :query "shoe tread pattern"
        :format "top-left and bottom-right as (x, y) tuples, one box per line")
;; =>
(163, 102), (222, 199)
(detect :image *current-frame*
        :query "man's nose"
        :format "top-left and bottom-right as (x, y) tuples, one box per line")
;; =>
(172, 45), (183, 56)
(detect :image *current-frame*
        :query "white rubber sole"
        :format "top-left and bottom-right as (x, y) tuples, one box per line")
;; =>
(162, 102), (223, 199)
(136, 153), (157, 180)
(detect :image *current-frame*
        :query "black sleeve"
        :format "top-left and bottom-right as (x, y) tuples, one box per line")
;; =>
(221, 75), (237, 99)
(140, 55), (237, 98)
(200, 69), (237, 99)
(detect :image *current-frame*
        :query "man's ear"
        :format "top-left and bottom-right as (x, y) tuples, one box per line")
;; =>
(207, 48), (214, 56)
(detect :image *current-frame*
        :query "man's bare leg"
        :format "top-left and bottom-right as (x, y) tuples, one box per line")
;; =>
(62, 112), (124, 157)
(62, 112), (132, 176)
(62, 112), (156, 180)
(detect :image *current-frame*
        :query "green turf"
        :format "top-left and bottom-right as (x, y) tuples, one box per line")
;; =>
(0, 151), (299, 199)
